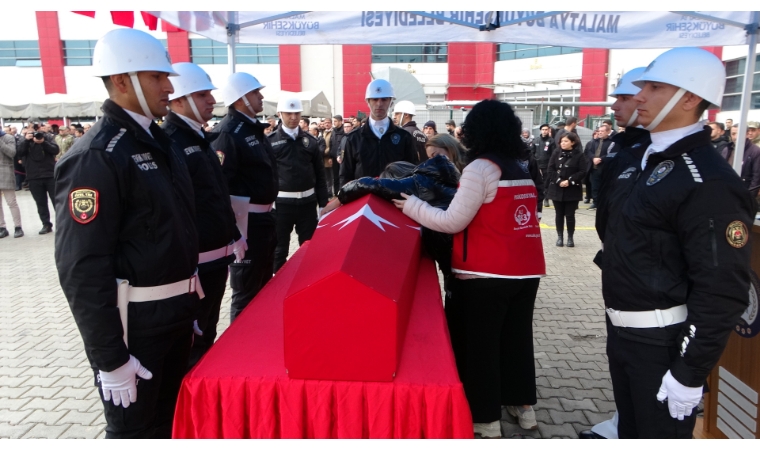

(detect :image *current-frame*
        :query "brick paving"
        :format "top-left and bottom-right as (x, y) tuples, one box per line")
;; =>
(0, 190), (610, 438)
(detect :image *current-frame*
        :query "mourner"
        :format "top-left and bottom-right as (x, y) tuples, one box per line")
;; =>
(54, 29), (200, 438)
(598, 47), (753, 438)
(161, 62), (245, 367)
(269, 97), (329, 272)
(211, 72), (278, 322)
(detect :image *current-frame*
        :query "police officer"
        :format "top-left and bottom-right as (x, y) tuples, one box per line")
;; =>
(393, 100), (427, 163)
(339, 79), (418, 186)
(599, 48), (753, 438)
(161, 63), (245, 367)
(269, 97), (329, 272)
(211, 72), (278, 322)
(54, 29), (200, 438)
(531, 124), (556, 207)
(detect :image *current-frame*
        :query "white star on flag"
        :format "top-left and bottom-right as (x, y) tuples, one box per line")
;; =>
(333, 204), (399, 231)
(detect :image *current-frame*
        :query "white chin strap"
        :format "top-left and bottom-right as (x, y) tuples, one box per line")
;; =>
(625, 110), (639, 127)
(129, 72), (155, 120)
(241, 94), (258, 118)
(186, 95), (204, 124)
(644, 88), (686, 132)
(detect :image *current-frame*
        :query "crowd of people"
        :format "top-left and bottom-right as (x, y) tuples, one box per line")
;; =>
(0, 27), (755, 441)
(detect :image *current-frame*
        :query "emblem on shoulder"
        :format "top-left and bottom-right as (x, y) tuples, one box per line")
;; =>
(646, 160), (674, 186)
(727, 220), (749, 249)
(69, 188), (98, 224)
(302, 137), (310, 148)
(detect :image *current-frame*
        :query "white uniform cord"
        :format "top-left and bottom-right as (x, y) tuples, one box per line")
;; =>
(626, 110), (639, 127)
(129, 72), (155, 120)
(644, 88), (686, 132)
(186, 95), (204, 124)
(242, 94), (258, 118)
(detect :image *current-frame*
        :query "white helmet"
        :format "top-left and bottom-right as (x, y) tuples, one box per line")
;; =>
(221, 72), (265, 107)
(393, 100), (416, 116)
(365, 79), (395, 100)
(277, 97), (303, 113)
(633, 47), (725, 109)
(93, 28), (177, 77)
(169, 63), (216, 101)
(610, 67), (646, 98)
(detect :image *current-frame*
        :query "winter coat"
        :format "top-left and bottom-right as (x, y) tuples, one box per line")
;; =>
(0, 132), (16, 190)
(547, 146), (587, 202)
(17, 138), (58, 180)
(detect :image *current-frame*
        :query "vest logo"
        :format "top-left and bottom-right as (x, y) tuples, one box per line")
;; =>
(216, 150), (225, 166)
(514, 205), (531, 226)
(69, 188), (98, 224)
(131, 153), (158, 171)
(391, 133), (400, 145)
(245, 135), (260, 147)
(726, 220), (748, 249)
(302, 137), (310, 147)
(737, 270), (760, 338)
(183, 146), (202, 156)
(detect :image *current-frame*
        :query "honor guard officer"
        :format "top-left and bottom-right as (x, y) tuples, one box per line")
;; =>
(211, 72), (278, 322)
(161, 63), (246, 367)
(269, 97), (329, 272)
(339, 79), (418, 186)
(393, 100), (428, 163)
(54, 29), (200, 438)
(599, 48), (753, 438)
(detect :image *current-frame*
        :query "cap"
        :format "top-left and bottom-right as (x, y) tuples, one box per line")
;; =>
(747, 121), (760, 129)
(424, 120), (437, 130)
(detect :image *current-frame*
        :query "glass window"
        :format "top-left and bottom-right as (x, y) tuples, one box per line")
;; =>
(496, 43), (580, 61)
(725, 59), (746, 77)
(0, 40), (40, 66)
(753, 93), (760, 109)
(191, 39), (278, 64)
(725, 76), (744, 95)
(371, 44), (447, 63)
(721, 95), (742, 111)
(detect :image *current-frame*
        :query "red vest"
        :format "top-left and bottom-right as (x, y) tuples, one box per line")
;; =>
(452, 179), (546, 278)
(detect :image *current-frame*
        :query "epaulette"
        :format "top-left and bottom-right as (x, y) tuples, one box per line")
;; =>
(90, 124), (128, 153)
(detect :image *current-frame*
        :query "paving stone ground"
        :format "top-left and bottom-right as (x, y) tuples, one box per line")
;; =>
(0, 190), (610, 439)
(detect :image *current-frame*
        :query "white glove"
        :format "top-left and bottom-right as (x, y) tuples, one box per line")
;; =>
(232, 236), (247, 263)
(99, 355), (153, 408)
(656, 370), (703, 420)
(193, 320), (203, 336)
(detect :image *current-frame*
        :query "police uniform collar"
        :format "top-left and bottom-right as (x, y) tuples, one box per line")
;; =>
(281, 124), (300, 140)
(164, 112), (209, 145)
(643, 122), (705, 169)
(174, 112), (204, 138)
(101, 99), (171, 151)
(123, 108), (154, 138)
(229, 107), (269, 133)
(369, 117), (390, 136)
(646, 126), (712, 168)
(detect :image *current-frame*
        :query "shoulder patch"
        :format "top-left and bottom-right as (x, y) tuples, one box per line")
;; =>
(183, 146), (202, 156)
(234, 122), (244, 134)
(681, 153), (702, 183)
(69, 188), (98, 224)
(391, 133), (400, 145)
(216, 150), (225, 166)
(302, 137), (310, 148)
(727, 221), (749, 249)
(105, 129), (126, 153)
(646, 160), (674, 186)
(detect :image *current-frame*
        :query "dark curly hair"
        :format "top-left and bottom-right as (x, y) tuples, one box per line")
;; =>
(460, 99), (526, 162)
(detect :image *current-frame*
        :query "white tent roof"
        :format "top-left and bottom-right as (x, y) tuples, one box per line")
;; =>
(0, 93), (104, 119)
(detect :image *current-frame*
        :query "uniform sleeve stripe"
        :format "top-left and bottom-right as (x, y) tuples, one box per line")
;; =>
(498, 179), (535, 187)
(106, 129), (126, 153)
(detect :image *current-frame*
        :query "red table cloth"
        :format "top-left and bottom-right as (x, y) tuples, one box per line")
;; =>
(172, 242), (473, 438)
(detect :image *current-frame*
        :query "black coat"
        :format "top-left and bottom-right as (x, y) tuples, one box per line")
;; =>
(584, 136), (613, 172)
(210, 108), (278, 205)
(531, 134), (555, 169)
(17, 138), (58, 180)
(402, 120), (427, 163)
(339, 120), (418, 186)
(599, 127), (753, 387)
(328, 126), (344, 159)
(268, 127), (329, 207)
(161, 112), (241, 272)
(54, 100), (199, 372)
(546, 146), (587, 202)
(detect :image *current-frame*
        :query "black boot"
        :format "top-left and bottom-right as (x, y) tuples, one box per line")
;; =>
(39, 224), (53, 235)
(543, 198), (550, 208)
(567, 234), (575, 247)
(556, 234), (564, 247)
(578, 430), (605, 439)
(0, 227), (8, 238)
(14, 227), (24, 238)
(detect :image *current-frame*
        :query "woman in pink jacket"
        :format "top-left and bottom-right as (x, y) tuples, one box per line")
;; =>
(394, 100), (546, 438)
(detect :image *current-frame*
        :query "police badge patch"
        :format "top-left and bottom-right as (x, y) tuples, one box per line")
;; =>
(726, 220), (749, 248)
(646, 160), (674, 186)
(216, 151), (225, 166)
(391, 134), (400, 145)
(302, 137), (310, 148)
(69, 188), (98, 224)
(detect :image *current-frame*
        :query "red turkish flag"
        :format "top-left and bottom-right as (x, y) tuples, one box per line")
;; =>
(110, 11), (134, 28)
(141, 12), (158, 31)
(72, 11), (96, 18)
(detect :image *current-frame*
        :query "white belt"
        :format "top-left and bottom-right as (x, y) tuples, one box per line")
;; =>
(116, 271), (205, 347)
(278, 188), (314, 199)
(198, 241), (235, 264)
(248, 203), (273, 213)
(605, 305), (687, 328)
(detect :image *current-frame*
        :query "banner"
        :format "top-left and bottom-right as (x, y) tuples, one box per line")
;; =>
(149, 11), (754, 48)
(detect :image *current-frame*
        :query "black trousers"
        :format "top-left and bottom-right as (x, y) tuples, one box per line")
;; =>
(273, 200), (317, 273)
(584, 172), (593, 201)
(188, 266), (229, 369)
(447, 277), (540, 423)
(606, 321), (698, 438)
(229, 211), (276, 322)
(15, 173), (25, 190)
(324, 164), (335, 197)
(96, 324), (192, 438)
(331, 158), (341, 194)
(554, 200), (578, 235)
(28, 177), (54, 226)
(590, 168), (603, 203)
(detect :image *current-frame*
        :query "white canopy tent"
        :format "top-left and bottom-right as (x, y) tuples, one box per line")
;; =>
(150, 10), (760, 174)
(0, 93), (104, 121)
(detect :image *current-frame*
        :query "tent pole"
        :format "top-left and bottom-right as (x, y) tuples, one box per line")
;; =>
(227, 12), (238, 75)
(732, 12), (759, 175)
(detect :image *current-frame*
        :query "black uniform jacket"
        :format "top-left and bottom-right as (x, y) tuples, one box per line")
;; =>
(546, 146), (587, 202)
(531, 135), (556, 169)
(17, 138), (58, 180)
(600, 127), (753, 387)
(162, 112), (241, 272)
(268, 127), (329, 208)
(211, 107), (278, 205)
(54, 100), (199, 372)
(402, 121), (427, 163)
(339, 120), (418, 186)
(595, 126), (651, 243)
